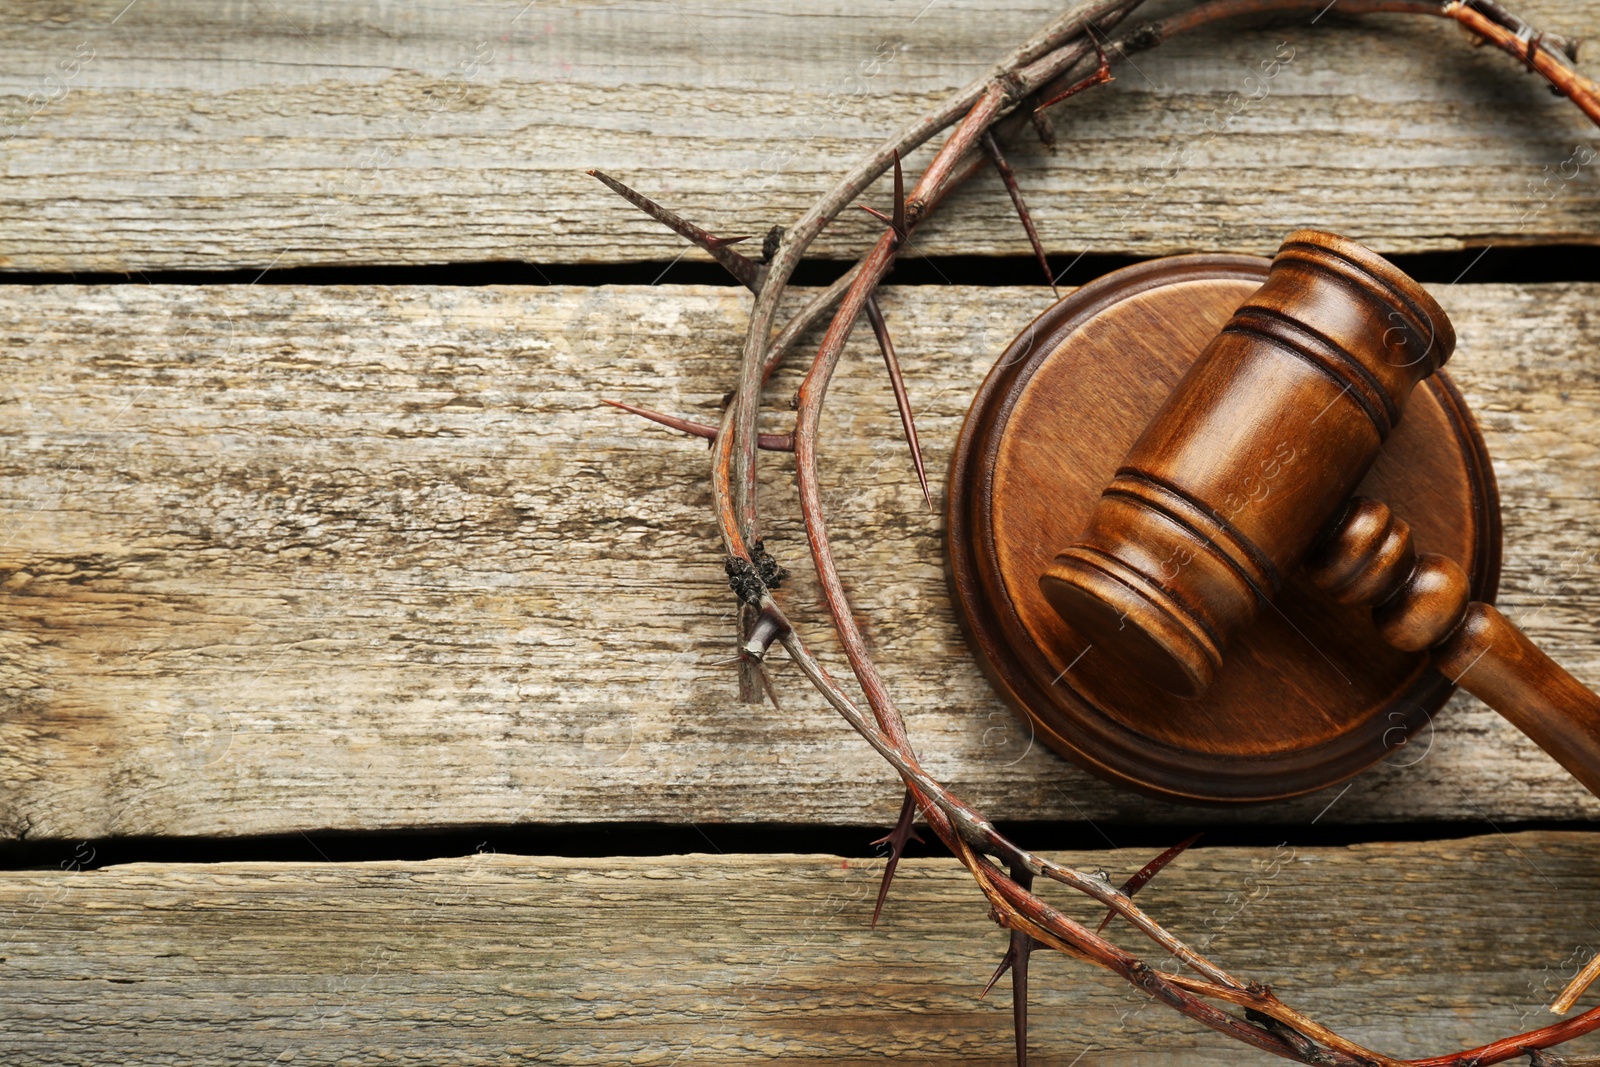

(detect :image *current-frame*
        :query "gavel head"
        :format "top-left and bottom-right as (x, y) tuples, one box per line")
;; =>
(1038, 231), (1456, 700)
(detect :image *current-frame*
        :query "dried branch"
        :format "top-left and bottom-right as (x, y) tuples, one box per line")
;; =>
(1554, 951), (1600, 1014)
(1530, 1051), (1600, 1067)
(602, 0), (1600, 1062)
(1445, 1), (1600, 127)
(1455, 0), (1581, 62)
(787, 7), (1135, 756)
(708, 0), (1143, 702)
(760, 267), (860, 383)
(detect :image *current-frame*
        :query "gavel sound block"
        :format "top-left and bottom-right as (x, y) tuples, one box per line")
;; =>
(948, 233), (1598, 803)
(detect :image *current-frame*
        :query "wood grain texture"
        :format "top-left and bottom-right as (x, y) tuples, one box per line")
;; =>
(0, 833), (1597, 1065)
(0, 0), (1597, 272)
(0, 282), (1596, 840)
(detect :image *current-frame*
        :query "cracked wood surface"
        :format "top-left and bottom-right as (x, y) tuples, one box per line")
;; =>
(0, 0), (1596, 273)
(0, 833), (1596, 1065)
(0, 282), (1596, 840)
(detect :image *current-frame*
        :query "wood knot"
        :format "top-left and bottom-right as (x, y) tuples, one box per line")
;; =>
(752, 538), (788, 589)
(997, 70), (1027, 104)
(725, 540), (787, 606)
(1123, 22), (1163, 51)
(1127, 960), (1160, 989)
(724, 556), (765, 605)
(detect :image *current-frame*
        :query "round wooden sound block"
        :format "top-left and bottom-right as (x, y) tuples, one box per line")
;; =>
(947, 254), (1501, 804)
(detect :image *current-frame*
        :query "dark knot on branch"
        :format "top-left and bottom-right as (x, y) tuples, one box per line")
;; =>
(1122, 21), (1163, 51)
(724, 556), (765, 606)
(1127, 959), (1161, 991)
(725, 540), (788, 607)
(1244, 1008), (1333, 1064)
(752, 538), (788, 589)
(762, 225), (784, 263)
(997, 69), (1028, 104)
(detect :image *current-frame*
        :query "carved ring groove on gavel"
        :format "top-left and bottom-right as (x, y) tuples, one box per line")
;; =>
(1039, 230), (1600, 799)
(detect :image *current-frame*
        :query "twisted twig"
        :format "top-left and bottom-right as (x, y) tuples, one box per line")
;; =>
(600, 0), (1600, 1061)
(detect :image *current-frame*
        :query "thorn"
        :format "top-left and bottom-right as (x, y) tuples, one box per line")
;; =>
(858, 203), (897, 228)
(1096, 832), (1202, 933)
(981, 130), (1057, 296)
(864, 296), (932, 510)
(986, 865), (1036, 1067)
(869, 788), (925, 927)
(1011, 929), (1033, 1067)
(857, 151), (908, 245)
(1034, 38), (1114, 112)
(979, 938), (1014, 998)
(588, 169), (764, 291)
(757, 662), (784, 711)
(602, 399), (794, 452)
(979, 932), (1037, 998)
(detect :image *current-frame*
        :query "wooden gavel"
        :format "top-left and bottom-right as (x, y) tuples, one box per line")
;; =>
(1039, 230), (1600, 798)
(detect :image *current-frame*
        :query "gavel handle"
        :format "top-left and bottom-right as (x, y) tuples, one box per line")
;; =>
(1308, 498), (1600, 798)
(1435, 603), (1600, 797)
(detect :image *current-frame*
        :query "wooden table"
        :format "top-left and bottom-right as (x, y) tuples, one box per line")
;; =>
(2, 1), (1598, 1062)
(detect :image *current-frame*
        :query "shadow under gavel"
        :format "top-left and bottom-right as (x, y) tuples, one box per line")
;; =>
(1040, 230), (1600, 799)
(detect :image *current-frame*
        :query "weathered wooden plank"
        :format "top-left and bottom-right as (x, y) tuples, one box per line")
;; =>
(0, 833), (1596, 1065)
(0, 0), (1596, 272)
(0, 281), (1595, 838)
